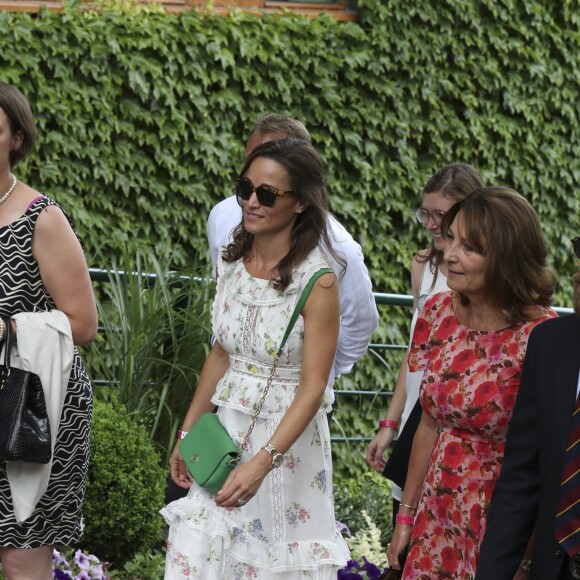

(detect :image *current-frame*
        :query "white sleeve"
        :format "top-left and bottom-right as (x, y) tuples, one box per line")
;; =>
(206, 196), (243, 278)
(325, 214), (379, 380)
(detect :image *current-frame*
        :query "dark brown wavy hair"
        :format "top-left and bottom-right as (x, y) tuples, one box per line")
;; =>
(222, 137), (344, 291)
(418, 163), (486, 290)
(440, 186), (555, 322)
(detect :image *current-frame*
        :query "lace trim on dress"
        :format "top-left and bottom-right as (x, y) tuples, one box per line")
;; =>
(269, 417), (286, 544)
(242, 305), (258, 355)
(161, 490), (350, 573)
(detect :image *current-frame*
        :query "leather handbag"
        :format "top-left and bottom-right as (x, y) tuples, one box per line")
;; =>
(180, 267), (331, 494)
(379, 544), (410, 580)
(179, 412), (240, 494)
(0, 318), (52, 463)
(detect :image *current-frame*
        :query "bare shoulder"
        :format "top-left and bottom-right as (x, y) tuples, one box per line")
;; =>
(315, 271), (338, 290)
(303, 272), (339, 314)
(35, 202), (70, 231)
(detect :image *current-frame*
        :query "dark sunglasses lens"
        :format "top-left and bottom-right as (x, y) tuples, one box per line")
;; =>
(237, 178), (253, 200)
(255, 186), (276, 207)
(573, 237), (580, 259)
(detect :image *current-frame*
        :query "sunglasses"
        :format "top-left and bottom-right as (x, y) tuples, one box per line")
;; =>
(573, 237), (580, 259)
(236, 176), (294, 208)
(415, 207), (446, 225)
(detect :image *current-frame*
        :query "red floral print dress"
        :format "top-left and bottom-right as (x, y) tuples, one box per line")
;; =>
(401, 292), (556, 579)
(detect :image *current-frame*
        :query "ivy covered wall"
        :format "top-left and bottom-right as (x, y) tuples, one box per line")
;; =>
(1, 0), (578, 297)
(1, 0), (579, 473)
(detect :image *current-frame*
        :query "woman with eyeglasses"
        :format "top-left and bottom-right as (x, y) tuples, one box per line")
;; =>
(161, 137), (350, 579)
(367, 163), (485, 524)
(386, 187), (557, 579)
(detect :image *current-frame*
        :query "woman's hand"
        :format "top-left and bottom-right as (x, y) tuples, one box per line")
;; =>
(169, 442), (193, 490)
(386, 523), (413, 570)
(366, 427), (396, 472)
(214, 452), (271, 508)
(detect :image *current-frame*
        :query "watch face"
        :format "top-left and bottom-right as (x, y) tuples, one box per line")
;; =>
(272, 453), (284, 468)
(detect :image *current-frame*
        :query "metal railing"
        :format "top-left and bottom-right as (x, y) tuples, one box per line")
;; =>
(88, 269), (574, 443)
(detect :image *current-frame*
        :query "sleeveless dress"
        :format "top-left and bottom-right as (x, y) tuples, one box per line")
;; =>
(0, 196), (92, 547)
(401, 292), (557, 579)
(391, 262), (448, 502)
(161, 248), (350, 579)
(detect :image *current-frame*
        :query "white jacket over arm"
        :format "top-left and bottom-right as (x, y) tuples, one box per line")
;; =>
(5, 310), (73, 523)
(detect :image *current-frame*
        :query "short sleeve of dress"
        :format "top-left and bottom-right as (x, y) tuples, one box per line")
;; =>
(407, 293), (440, 373)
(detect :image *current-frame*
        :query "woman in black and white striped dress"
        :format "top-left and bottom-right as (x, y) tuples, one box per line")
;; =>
(0, 81), (97, 579)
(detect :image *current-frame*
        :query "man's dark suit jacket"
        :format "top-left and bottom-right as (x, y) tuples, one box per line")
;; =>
(476, 314), (580, 579)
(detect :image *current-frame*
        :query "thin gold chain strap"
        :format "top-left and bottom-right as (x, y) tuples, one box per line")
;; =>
(234, 353), (279, 462)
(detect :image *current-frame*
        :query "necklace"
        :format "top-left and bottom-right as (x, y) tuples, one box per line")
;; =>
(0, 174), (17, 206)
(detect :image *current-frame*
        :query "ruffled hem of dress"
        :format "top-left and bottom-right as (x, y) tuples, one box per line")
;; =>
(161, 493), (350, 572)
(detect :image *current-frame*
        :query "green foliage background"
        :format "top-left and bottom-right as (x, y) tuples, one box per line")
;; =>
(1, 0), (579, 476)
(82, 399), (166, 566)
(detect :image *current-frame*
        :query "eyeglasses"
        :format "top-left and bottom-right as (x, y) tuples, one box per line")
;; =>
(235, 176), (294, 207)
(415, 208), (447, 225)
(572, 237), (580, 259)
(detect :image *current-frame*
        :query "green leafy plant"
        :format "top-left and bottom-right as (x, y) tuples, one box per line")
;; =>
(108, 548), (166, 579)
(334, 470), (393, 552)
(83, 249), (213, 461)
(80, 399), (167, 567)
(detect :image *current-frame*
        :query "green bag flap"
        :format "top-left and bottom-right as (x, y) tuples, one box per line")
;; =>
(180, 413), (239, 489)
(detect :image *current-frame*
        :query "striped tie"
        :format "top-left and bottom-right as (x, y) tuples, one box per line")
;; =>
(555, 394), (580, 557)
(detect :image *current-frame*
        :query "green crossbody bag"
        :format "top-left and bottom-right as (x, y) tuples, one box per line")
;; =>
(180, 267), (332, 495)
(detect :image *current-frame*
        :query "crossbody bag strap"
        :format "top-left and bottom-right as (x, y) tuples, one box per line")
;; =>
(237, 267), (333, 456)
(277, 267), (333, 356)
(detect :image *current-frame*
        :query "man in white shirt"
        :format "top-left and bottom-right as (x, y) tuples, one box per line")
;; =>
(207, 114), (379, 397)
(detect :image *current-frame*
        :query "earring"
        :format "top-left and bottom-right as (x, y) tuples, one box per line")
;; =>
(295, 209), (303, 214)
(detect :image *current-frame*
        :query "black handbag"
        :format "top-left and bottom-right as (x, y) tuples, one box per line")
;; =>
(379, 544), (410, 580)
(382, 398), (423, 489)
(0, 318), (52, 463)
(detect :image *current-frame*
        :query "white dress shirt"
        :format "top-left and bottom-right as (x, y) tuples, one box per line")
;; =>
(207, 195), (379, 389)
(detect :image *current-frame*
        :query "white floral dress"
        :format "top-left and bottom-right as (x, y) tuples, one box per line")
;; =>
(161, 248), (350, 579)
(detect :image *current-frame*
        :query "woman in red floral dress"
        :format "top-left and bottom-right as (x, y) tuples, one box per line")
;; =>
(387, 187), (557, 579)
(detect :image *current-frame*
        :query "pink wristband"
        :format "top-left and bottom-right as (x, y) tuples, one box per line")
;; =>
(177, 430), (188, 440)
(396, 514), (415, 526)
(379, 419), (398, 429)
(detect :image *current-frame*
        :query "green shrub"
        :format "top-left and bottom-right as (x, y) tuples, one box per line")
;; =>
(82, 249), (213, 462)
(334, 470), (393, 552)
(108, 548), (166, 579)
(81, 399), (167, 567)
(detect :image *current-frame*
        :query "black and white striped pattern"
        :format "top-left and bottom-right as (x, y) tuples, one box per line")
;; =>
(0, 196), (92, 547)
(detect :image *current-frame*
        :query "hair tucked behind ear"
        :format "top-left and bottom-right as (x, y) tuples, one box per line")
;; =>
(222, 138), (344, 291)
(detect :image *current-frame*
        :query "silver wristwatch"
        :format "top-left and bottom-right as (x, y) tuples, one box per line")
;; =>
(261, 443), (284, 468)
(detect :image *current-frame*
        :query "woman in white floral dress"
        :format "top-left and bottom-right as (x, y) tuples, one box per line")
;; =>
(161, 137), (350, 579)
